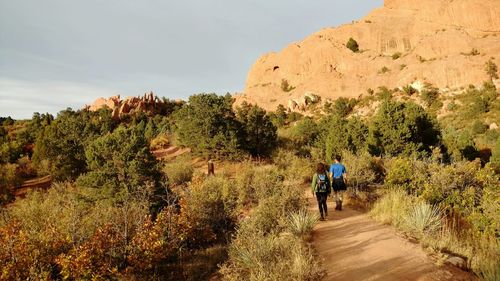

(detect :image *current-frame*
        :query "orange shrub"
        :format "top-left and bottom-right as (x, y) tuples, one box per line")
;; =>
(57, 224), (125, 280)
(0, 221), (32, 280)
(127, 207), (181, 271)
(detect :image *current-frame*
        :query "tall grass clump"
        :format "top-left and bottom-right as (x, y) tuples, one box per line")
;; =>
(220, 231), (322, 281)
(370, 189), (413, 228)
(286, 210), (319, 239)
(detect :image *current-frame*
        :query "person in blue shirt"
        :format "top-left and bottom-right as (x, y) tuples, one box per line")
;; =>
(311, 163), (331, 221)
(329, 155), (347, 211)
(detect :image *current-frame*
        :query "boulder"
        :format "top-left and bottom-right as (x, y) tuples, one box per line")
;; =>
(445, 256), (468, 270)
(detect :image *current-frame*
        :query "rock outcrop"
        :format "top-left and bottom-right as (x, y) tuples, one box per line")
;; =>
(236, 0), (500, 112)
(86, 92), (164, 119)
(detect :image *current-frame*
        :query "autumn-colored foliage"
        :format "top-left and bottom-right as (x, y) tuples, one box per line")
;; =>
(56, 224), (125, 280)
(128, 207), (181, 271)
(0, 221), (32, 280)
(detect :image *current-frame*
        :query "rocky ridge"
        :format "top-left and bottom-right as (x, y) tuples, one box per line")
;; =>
(236, 0), (500, 112)
(86, 92), (164, 119)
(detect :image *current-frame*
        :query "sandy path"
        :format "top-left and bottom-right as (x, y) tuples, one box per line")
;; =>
(308, 195), (477, 281)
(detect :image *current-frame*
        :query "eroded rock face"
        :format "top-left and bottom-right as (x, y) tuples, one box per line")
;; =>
(87, 92), (164, 119)
(236, 0), (500, 112)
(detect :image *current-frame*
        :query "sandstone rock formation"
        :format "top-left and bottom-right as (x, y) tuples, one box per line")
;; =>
(235, 0), (500, 112)
(86, 92), (164, 119)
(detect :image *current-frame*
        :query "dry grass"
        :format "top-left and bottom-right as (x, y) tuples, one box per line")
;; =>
(220, 231), (322, 281)
(163, 157), (194, 186)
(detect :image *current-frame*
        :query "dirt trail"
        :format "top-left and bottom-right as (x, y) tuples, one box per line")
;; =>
(308, 195), (477, 281)
(14, 175), (52, 198)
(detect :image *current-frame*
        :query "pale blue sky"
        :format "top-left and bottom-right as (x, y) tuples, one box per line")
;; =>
(0, 0), (383, 119)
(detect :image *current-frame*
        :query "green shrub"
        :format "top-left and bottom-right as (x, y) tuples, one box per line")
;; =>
(471, 120), (488, 135)
(446, 102), (458, 111)
(0, 140), (23, 164)
(341, 150), (378, 190)
(485, 58), (498, 80)
(33, 109), (116, 180)
(442, 128), (479, 162)
(367, 101), (440, 157)
(163, 158), (194, 186)
(174, 93), (243, 159)
(491, 137), (500, 172)
(324, 97), (358, 117)
(421, 161), (483, 215)
(272, 149), (315, 183)
(76, 126), (165, 213)
(420, 87), (441, 109)
(402, 85), (416, 96)
(287, 112), (303, 123)
(150, 133), (170, 150)
(268, 104), (288, 128)
(392, 52), (402, 60)
(384, 158), (429, 194)
(346, 37), (359, 53)
(232, 164), (289, 208)
(375, 86), (392, 100)
(378, 66), (390, 74)
(179, 175), (237, 246)
(281, 79), (295, 92)
(0, 163), (21, 205)
(289, 117), (319, 146)
(319, 115), (368, 162)
(236, 102), (278, 157)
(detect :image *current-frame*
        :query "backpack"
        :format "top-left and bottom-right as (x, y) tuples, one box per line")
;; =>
(317, 174), (328, 193)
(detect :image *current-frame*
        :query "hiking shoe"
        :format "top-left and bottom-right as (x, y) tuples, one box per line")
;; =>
(320, 215), (325, 221)
(339, 201), (343, 211)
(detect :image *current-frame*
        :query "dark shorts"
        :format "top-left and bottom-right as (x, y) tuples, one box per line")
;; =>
(316, 192), (328, 202)
(332, 177), (346, 191)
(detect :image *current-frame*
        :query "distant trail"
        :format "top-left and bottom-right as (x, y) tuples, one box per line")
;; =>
(14, 175), (52, 198)
(307, 194), (477, 281)
(152, 146), (190, 160)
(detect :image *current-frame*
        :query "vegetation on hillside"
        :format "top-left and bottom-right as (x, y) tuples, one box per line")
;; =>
(0, 80), (499, 280)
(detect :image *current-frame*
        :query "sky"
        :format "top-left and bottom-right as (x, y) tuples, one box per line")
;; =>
(0, 0), (383, 119)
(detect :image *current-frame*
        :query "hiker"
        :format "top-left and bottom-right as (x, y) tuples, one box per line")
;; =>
(311, 163), (331, 221)
(329, 155), (347, 211)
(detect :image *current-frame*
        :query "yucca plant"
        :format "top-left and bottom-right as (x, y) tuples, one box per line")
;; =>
(403, 201), (443, 237)
(286, 209), (319, 239)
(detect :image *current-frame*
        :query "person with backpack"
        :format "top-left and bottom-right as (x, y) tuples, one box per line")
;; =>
(329, 155), (347, 211)
(311, 163), (331, 221)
